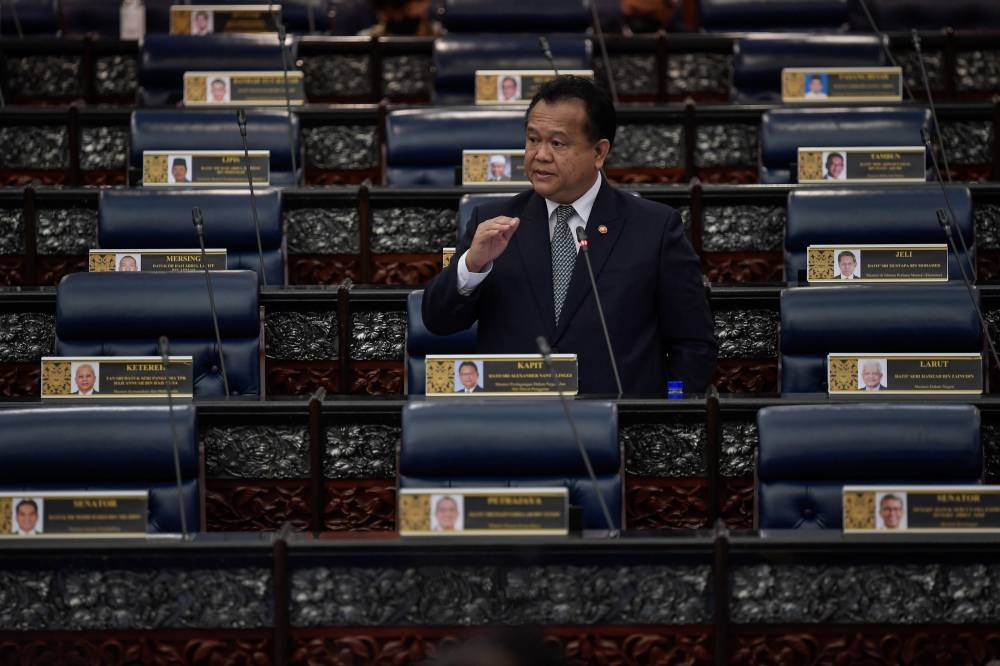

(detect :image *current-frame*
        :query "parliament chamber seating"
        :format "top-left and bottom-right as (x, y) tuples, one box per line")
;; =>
(55, 271), (262, 399)
(784, 184), (974, 284)
(457, 192), (514, 241)
(758, 106), (932, 184)
(849, 0), (1000, 30)
(440, 0), (590, 33)
(779, 284), (983, 394)
(732, 34), (885, 102)
(384, 107), (523, 185)
(698, 0), (850, 31)
(129, 109), (302, 186)
(0, 0), (59, 36)
(0, 405), (201, 532)
(98, 188), (286, 286)
(757, 403), (982, 529)
(400, 400), (623, 531)
(404, 290), (476, 395)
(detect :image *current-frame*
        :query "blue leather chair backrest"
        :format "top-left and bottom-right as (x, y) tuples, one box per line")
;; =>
(405, 290), (477, 395)
(850, 0), (1000, 30)
(0, 405), (201, 533)
(441, 0), (590, 32)
(757, 403), (981, 529)
(55, 271), (261, 399)
(385, 107), (524, 186)
(733, 34), (884, 102)
(779, 284), (982, 394)
(433, 34), (591, 105)
(139, 34), (298, 106)
(401, 400), (622, 531)
(98, 188), (284, 286)
(699, 0), (849, 30)
(129, 109), (301, 186)
(457, 192), (515, 242)
(784, 184), (974, 284)
(759, 107), (931, 184)
(0, 0), (59, 36)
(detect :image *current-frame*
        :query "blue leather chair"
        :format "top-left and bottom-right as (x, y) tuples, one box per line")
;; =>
(405, 290), (476, 395)
(457, 192), (515, 242)
(849, 0), (1000, 30)
(56, 271), (262, 399)
(433, 34), (591, 104)
(400, 400), (623, 531)
(0, 405), (201, 533)
(779, 285), (982, 394)
(129, 109), (302, 186)
(138, 33), (297, 107)
(757, 403), (982, 529)
(698, 0), (849, 30)
(759, 107), (931, 184)
(733, 34), (884, 102)
(0, 0), (58, 36)
(385, 107), (523, 186)
(441, 0), (590, 32)
(784, 184), (974, 284)
(99, 188), (285, 286)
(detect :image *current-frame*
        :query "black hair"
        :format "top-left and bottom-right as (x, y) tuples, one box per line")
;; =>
(825, 152), (844, 169)
(880, 493), (902, 507)
(458, 361), (478, 373)
(16, 499), (38, 513)
(211, 78), (227, 87)
(837, 250), (856, 264)
(172, 158), (188, 169)
(370, 0), (411, 10)
(526, 75), (616, 148)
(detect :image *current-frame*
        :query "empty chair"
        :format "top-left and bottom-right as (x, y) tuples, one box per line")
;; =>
(757, 403), (982, 529)
(0, 405), (201, 532)
(0, 0), (59, 36)
(405, 290), (476, 395)
(400, 400), (623, 531)
(849, 0), (1000, 31)
(698, 0), (849, 30)
(440, 0), (590, 33)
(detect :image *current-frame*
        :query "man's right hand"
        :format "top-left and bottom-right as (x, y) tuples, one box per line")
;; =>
(465, 216), (520, 273)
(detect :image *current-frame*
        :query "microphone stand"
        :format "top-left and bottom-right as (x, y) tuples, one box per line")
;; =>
(236, 109), (270, 287)
(192, 206), (232, 398)
(159, 335), (190, 540)
(575, 227), (623, 399)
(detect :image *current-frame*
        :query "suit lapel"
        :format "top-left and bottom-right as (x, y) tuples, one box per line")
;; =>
(553, 181), (624, 343)
(513, 193), (557, 340)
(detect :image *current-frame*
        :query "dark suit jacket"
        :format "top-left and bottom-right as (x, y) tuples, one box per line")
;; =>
(422, 181), (717, 395)
(456, 385), (484, 392)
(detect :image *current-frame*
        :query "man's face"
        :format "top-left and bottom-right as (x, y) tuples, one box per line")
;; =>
(490, 160), (506, 178)
(828, 155), (844, 178)
(119, 257), (137, 272)
(75, 365), (95, 393)
(16, 504), (37, 532)
(459, 365), (479, 389)
(862, 363), (883, 389)
(211, 81), (227, 101)
(435, 499), (459, 529)
(880, 498), (903, 528)
(525, 98), (609, 204)
(195, 14), (209, 30)
(172, 163), (188, 181)
(839, 254), (856, 277)
(501, 78), (517, 100)
(810, 77), (824, 94)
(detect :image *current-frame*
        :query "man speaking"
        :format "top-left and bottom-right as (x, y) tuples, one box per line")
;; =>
(422, 76), (716, 395)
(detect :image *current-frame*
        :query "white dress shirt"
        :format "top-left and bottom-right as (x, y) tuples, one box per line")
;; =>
(456, 173), (603, 294)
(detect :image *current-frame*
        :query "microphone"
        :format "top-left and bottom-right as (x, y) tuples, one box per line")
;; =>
(922, 127), (975, 279)
(192, 206), (232, 398)
(235, 108), (270, 288)
(536, 336), (618, 538)
(276, 23), (299, 184)
(575, 227), (623, 399)
(587, 0), (619, 105)
(538, 36), (560, 77)
(159, 335), (190, 540)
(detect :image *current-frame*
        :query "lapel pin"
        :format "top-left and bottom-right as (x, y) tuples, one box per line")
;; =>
(597, 225), (608, 235)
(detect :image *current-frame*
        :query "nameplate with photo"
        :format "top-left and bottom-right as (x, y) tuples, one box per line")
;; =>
(442, 247), (455, 268)
(183, 71), (305, 106)
(41, 356), (194, 400)
(798, 147), (926, 183)
(142, 150), (269, 186)
(0, 491), (148, 538)
(89, 249), (227, 273)
(806, 244), (948, 283)
(425, 354), (578, 396)
(170, 5), (280, 35)
(827, 353), (983, 396)
(843, 486), (1000, 534)
(462, 150), (529, 186)
(782, 67), (903, 103)
(475, 69), (595, 105)
(399, 488), (569, 536)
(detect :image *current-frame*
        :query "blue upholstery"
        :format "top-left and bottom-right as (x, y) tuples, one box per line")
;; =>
(385, 107), (524, 186)
(441, 0), (590, 33)
(457, 193), (515, 242)
(139, 34), (297, 107)
(405, 290), (476, 395)
(785, 185), (974, 284)
(129, 109), (301, 186)
(99, 189), (284, 286)
(733, 34), (884, 102)
(780, 285), (981, 394)
(849, 0), (1000, 30)
(56, 271), (261, 399)
(433, 34), (591, 105)
(757, 404), (981, 529)
(0, 0), (58, 36)
(0, 405), (201, 533)
(698, 0), (849, 30)
(759, 107), (931, 184)
(400, 401), (622, 531)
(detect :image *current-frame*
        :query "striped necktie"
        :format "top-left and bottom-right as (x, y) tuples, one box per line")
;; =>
(551, 204), (577, 326)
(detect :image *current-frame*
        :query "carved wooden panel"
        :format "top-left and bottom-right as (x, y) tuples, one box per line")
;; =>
(703, 251), (783, 283)
(266, 361), (341, 396)
(0, 362), (40, 398)
(288, 255), (362, 286)
(349, 362), (403, 395)
(371, 254), (441, 286)
(713, 360), (779, 394)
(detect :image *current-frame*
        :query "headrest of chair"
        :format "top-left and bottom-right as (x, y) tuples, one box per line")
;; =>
(56, 271), (259, 339)
(758, 403), (981, 480)
(780, 285), (981, 354)
(99, 189), (282, 249)
(699, 0), (849, 29)
(1, 0), (58, 35)
(140, 33), (294, 78)
(401, 401), (619, 475)
(406, 290), (477, 355)
(386, 107), (524, 166)
(441, 0), (590, 32)
(0, 405), (198, 482)
(852, 0), (1000, 30)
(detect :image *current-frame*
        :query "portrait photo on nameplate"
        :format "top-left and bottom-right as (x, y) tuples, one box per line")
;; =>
(843, 486), (1000, 533)
(806, 245), (948, 283)
(183, 71), (305, 107)
(462, 150), (529, 186)
(0, 491), (148, 538)
(827, 353), (983, 396)
(782, 67), (903, 103)
(399, 488), (569, 536)
(41, 356), (194, 399)
(797, 147), (926, 183)
(89, 249), (227, 273)
(425, 354), (578, 396)
(475, 70), (594, 105)
(170, 5), (281, 35)
(143, 150), (269, 186)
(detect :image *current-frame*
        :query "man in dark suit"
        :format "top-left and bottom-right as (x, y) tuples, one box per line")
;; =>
(422, 76), (716, 395)
(455, 361), (484, 393)
(71, 363), (99, 396)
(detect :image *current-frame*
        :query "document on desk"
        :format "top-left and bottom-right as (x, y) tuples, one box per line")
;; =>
(425, 354), (578, 396)
(41, 356), (194, 400)
(827, 353), (982, 396)
(844, 485), (1000, 533)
